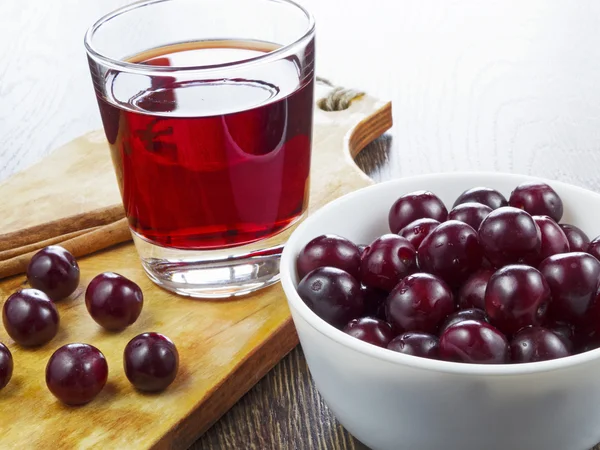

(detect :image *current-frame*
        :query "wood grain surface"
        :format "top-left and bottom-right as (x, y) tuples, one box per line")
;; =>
(3, 0), (600, 449)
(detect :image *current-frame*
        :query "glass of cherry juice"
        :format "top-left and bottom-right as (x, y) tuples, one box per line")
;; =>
(84, 0), (315, 298)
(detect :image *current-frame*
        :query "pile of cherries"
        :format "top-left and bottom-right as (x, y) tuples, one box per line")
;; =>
(296, 181), (600, 364)
(0, 245), (179, 405)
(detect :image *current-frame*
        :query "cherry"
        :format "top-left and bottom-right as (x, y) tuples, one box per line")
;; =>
(453, 187), (508, 210)
(510, 327), (570, 363)
(577, 337), (600, 354)
(447, 202), (492, 231)
(296, 234), (361, 281)
(343, 317), (394, 347)
(438, 308), (489, 335)
(3, 289), (59, 347)
(297, 267), (364, 328)
(573, 328), (600, 354)
(559, 224), (590, 252)
(546, 321), (575, 352)
(398, 218), (440, 249)
(0, 343), (13, 390)
(27, 245), (80, 301)
(386, 273), (454, 333)
(85, 272), (144, 331)
(360, 234), (416, 292)
(439, 320), (509, 364)
(481, 258), (495, 269)
(388, 191), (447, 234)
(417, 220), (483, 287)
(539, 252), (600, 325)
(533, 215), (569, 261)
(484, 265), (550, 335)
(509, 181), (563, 222)
(478, 207), (541, 267)
(46, 343), (108, 406)
(587, 236), (600, 261)
(457, 269), (494, 310)
(387, 332), (439, 359)
(124, 332), (179, 392)
(578, 281), (600, 336)
(361, 285), (388, 320)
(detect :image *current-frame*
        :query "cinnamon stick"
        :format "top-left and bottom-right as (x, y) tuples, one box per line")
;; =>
(0, 226), (101, 261)
(0, 217), (131, 279)
(0, 204), (125, 252)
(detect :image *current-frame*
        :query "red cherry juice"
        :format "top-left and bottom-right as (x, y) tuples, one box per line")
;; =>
(96, 40), (314, 249)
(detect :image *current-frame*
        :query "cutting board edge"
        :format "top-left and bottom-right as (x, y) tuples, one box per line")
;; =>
(151, 317), (298, 450)
(347, 100), (393, 159)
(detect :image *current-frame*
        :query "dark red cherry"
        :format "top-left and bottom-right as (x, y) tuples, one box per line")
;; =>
(546, 321), (575, 352)
(484, 265), (550, 335)
(361, 285), (388, 320)
(539, 252), (600, 325)
(533, 216), (569, 261)
(46, 343), (108, 406)
(360, 234), (416, 292)
(343, 317), (394, 347)
(439, 320), (509, 364)
(417, 220), (483, 287)
(573, 328), (600, 354)
(480, 258), (495, 269)
(85, 272), (144, 331)
(398, 218), (440, 249)
(510, 327), (570, 363)
(0, 343), (13, 390)
(509, 181), (563, 222)
(579, 282), (600, 336)
(578, 339), (600, 354)
(124, 332), (179, 392)
(386, 273), (454, 333)
(2, 289), (59, 347)
(296, 234), (361, 281)
(297, 267), (364, 328)
(457, 269), (494, 310)
(27, 245), (80, 301)
(478, 207), (541, 267)
(559, 224), (590, 252)
(447, 202), (493, 231)
(388, 191), (447, 234)
(438, 308), (489, 335)
(387, 332), (439, 359)
(587, 236), (600, 261)
(453, 187), (508, 210)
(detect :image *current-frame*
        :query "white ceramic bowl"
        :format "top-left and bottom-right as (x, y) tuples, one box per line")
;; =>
(280, 172), (600, 450)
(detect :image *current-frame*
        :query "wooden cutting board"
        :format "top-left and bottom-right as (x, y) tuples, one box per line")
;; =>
(0, 82), (392, 450)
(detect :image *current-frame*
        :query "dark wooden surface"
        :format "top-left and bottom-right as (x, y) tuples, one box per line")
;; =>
(4, 0), (600, 448)
(193, 346), (368, 450)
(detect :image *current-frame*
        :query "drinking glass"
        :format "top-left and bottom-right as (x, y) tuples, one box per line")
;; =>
(85, 0), (315, 298)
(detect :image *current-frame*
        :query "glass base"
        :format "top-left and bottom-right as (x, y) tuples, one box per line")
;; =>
(131, 217), (303, 298)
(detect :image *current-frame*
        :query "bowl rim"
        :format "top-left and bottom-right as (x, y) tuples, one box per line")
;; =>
(281, 171), (600, 376)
